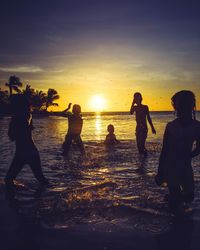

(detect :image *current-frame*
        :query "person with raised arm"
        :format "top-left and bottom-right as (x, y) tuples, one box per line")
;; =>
(130, 92), (156, 155)
(62, 103), (85, 156)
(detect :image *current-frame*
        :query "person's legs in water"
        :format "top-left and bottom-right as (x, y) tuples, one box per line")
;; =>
(29, 149), (48, 184)
(62, 134), (73, 156)
(4, 155), (24, 198)
(5, 156), (24, 185)
(75, 135), (85, 155)
(136, 128), (148, 155)
(181, 174), (194, 203)
(182, 190), (194, 203)
(168, 172), (194, 212)
(168, 186), (183, 213)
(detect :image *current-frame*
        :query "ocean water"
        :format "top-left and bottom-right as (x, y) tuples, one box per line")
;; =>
(0, 112), (200, 233)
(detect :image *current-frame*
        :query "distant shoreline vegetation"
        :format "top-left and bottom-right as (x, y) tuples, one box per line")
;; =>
(0, 75), (60, 115)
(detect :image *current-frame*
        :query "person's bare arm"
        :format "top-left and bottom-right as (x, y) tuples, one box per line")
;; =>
(155, 124), (170, 185)
(114, 134), (120, 143)
(30, 117), (35, 130)
(104, 135), (109, 144)
(191, 138), (200, 158)
(130, 102), (136, 115)
(63, 103), (72, 113)
(146, 106), (156, 134)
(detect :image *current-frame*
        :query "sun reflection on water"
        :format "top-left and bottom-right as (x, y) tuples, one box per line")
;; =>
(94, 114), (102, 140)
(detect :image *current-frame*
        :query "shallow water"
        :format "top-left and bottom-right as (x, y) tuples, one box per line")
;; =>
(0, 112), (200, 233)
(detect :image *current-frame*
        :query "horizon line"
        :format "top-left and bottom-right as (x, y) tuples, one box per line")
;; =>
(51, 110), (200, 113)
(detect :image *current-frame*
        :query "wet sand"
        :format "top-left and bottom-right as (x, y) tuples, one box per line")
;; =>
(0, 192), (156, 250)
(1, 190), (200, 250)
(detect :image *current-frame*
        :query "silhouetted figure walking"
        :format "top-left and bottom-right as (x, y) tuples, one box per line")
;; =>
(5, 94), (48, 197)
(155, 90), (200, 213)
(104, 124), (120, 145)
(62, 103), (85, 156)
(130, 92), (156, 155)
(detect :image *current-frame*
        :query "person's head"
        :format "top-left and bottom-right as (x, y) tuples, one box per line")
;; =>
(133, 92), (142, 105)
(107, 124), (114, 134)
(171, 90), (196, 120)
(10, 94), (31, 116)
(72, 104), (81, 114)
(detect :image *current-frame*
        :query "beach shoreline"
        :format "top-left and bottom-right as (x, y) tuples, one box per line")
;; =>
(0, 191), (159, 250)
(1, 190), (200, 250)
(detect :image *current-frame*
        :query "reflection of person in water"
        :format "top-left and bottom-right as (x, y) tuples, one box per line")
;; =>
(5, 94), (48, 197)
(62, 103), (85, 156)
(155, 90), (200, 212)
(130, 92), (156, 155)
(104, 124), (120, 146)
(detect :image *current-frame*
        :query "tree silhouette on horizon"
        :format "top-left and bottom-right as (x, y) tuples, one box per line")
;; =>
(45, 88), (59, 111)
(1, 76), (60, 114)
(33, 90), (47, 112)
(5, 75), (22, 96)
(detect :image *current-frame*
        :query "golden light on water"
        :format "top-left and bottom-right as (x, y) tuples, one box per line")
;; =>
(89, 95), (106, 112)
(95, 115), (102, 140)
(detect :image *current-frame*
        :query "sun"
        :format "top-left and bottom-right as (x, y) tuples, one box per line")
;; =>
(89, 95), (106, 112)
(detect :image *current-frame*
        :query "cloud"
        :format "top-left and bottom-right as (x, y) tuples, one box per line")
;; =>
(0, 66), (43, 73)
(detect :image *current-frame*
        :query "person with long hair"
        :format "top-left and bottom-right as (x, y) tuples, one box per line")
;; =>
(155, 90), (200, 212)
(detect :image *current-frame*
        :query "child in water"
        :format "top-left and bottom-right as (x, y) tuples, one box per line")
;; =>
(62, 103), (85, 156)
(130, 92), (156, 155)
(104, 124), (120, 145)
(5, 94), (48, 196)
(155, 90), (200, 212)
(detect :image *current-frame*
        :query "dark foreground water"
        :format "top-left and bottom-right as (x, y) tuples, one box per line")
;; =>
(0, 113), (200, 235)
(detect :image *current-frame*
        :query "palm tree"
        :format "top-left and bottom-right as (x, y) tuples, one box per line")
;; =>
(22, 84), (35, 102)
(45, 88), (59, 111)
(32, 90), (47, 112)
(5, 75), (22, 96)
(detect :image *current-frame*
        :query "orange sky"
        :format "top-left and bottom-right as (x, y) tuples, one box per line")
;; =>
(1, 54), (200, 112)
(2, 63), (200, 112)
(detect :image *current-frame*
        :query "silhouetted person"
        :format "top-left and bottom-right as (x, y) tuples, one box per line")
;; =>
(5, 94), (48, 197)
(104, 124), (120, 145)
(62, 103), (85, 156)
(130, 92), (156, 155)
(155, 90), (200, 213)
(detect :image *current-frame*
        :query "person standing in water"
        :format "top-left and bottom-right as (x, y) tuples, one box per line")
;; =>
(62, 103), (85, 156)
(5, 94), (48, 197)
(155, 90), (200, 213)
(130, 92), (156, 155)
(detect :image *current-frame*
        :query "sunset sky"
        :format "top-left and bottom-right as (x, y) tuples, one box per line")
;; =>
(0, 0), (200, 111)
